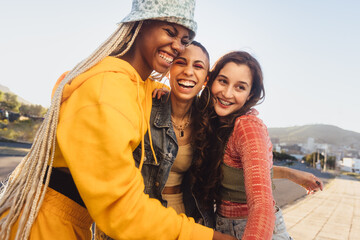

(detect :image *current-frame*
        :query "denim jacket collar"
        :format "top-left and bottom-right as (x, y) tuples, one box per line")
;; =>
(153, 93), (173, 129)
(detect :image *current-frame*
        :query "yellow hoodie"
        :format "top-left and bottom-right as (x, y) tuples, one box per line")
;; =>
(52, 56), (213, 239)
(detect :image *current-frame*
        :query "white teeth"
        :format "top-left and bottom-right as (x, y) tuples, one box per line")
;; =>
(159, 53), (173, 64)
(218, 98), (232, 106)
(178, 80), (195, 87)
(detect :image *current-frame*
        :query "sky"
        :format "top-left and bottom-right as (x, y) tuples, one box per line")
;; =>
(0, 0), (359, 133)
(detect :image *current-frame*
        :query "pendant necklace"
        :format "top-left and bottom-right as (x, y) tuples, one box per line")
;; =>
(171, 111), (191, 137)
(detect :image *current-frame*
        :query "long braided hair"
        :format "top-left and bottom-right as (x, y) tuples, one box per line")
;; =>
(0, 21), (143, 240)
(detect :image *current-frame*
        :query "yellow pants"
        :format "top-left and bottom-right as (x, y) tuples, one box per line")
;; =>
(1, 187), (93, 239)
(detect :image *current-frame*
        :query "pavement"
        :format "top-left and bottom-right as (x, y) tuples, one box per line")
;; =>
(0, 147), (359, 240)
(282, 174), (360, 240)
(273, 161), (335, 209)
(0, 140), (30, 158)
(0, 156), (23, 181)
(0, 140), (30, 181)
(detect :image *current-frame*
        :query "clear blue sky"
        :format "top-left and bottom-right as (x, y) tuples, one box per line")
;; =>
(1, 0), (359, 133)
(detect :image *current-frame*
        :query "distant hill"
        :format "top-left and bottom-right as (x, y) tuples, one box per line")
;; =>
(1, 83), (359, 149)
(0, 83), (31, 105)
(268, 124), (360, 148)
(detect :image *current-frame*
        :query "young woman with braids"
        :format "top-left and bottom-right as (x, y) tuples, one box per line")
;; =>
(0, 1), (238, 239)
(95, 40), (218, 240)
(191, 51), (323, 239)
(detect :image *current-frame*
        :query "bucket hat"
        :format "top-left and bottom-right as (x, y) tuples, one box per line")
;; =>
(120, 0), (197, 34)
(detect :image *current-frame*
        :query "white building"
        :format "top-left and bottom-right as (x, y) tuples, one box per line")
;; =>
(341, 158), (360, 173)
(355, 159), (360, 173)
(306, 137), (315, 153)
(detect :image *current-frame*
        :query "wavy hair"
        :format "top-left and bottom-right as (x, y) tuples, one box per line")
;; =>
(192, 51), (265, 209)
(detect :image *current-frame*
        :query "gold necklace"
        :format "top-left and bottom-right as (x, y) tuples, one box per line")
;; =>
(171, 111), (191, 137)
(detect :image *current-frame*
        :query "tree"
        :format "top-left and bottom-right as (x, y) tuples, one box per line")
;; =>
(2, 92), (20, 111)
(326, 156), (336, 170)
(302, 152), (336, 170)
(19, 104), (46, 117)
(303, 152), (323, 167)
(273, 151), (297, 161)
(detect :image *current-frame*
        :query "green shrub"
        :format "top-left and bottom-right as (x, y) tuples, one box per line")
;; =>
(0, 119), (42, 142)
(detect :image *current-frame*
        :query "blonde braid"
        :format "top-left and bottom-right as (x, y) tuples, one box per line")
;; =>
(0, 21), (143, 240)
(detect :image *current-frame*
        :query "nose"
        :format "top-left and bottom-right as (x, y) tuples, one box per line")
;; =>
(222, 87), (233, 99)
(183, 65), (194, 76)
(172, 38), (186, 55)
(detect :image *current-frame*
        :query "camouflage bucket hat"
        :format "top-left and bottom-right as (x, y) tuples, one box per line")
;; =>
(120, 0), (197, 34)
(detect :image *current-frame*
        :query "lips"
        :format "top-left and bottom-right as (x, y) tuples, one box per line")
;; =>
(178, 80), (196, 88)
(159, 51), (174, 64)
(218, 98), (233, 106)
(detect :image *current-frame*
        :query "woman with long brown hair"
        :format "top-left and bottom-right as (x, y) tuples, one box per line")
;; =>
(193, 51), (285, 239)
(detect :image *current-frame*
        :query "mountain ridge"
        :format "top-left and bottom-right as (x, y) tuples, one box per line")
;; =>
(268, 124), (360, 148)
(0, 83), (31, 105)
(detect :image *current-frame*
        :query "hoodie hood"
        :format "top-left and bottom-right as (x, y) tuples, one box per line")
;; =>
(53, 57), (141, 103)
(52, 56), (157, 170)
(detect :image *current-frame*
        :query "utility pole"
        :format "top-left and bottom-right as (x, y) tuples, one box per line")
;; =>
(317, 149), (319, 165)
(323, 148), (327, 172)
(313, 152), (316, 168)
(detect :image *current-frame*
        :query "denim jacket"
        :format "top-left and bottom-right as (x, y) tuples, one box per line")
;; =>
(133, 93), (215, 228)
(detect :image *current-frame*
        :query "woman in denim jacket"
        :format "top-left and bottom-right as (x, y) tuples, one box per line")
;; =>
(133, 41), (215, 227)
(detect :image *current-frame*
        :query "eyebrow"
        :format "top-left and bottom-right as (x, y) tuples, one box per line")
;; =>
(175, 57), (206, 66)
(218, 74), (228, 80)
(166, 23), (179, 35)
(175, 56), (187, 61)
(218, 74), (250, 86)
(194, 60), (206, 66)
(166, 23), (190, 40)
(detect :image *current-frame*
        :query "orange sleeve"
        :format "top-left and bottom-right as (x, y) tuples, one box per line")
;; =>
(233, 117), (275, 240)
(51, 71), (70, 98)
(152, 80), (170, 90)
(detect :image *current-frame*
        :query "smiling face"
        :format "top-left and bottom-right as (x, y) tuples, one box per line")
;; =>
(169, 44), (209, 103)
(134, 20), (192, 79)
(211, 62), (253, 117)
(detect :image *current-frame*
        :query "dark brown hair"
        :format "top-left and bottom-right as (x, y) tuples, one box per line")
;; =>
(192, 51), (265, 208)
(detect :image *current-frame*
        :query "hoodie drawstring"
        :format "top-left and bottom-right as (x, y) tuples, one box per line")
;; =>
(137, 77), (158, 171)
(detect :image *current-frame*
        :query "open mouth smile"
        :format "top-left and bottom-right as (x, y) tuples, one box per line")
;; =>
(178, 80), (196, 88)
(159, 51), (174, 64)
(218, 98), (233, 106)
